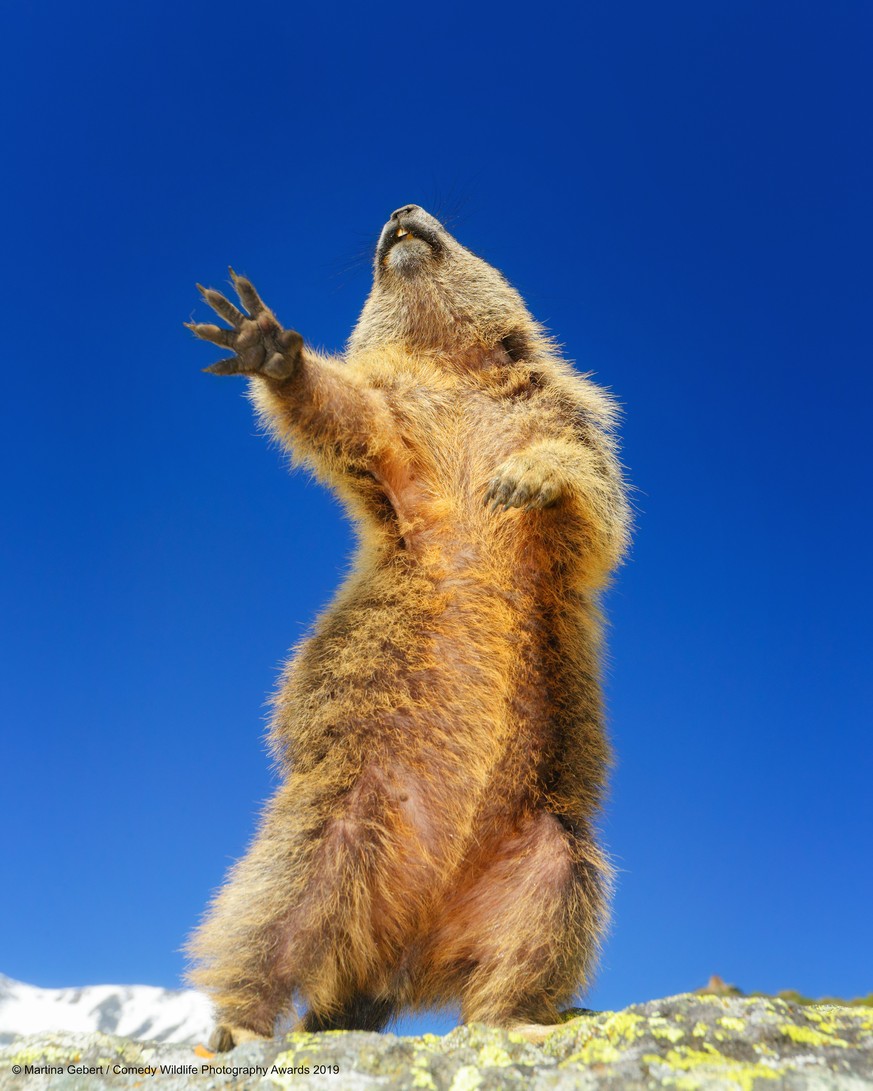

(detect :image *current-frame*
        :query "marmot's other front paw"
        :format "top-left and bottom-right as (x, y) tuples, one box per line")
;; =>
(484, 453), (562, 512)
(186, 269), (303, 380)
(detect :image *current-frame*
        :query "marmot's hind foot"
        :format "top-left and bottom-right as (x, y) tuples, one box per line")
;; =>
(209, 1023), (272, 1052)
(506, 1021), (566, 1044)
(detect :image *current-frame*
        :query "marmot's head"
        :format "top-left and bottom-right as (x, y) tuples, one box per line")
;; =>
(348, 205), (544, 358)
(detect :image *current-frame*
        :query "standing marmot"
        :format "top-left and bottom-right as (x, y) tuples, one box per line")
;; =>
(186, 205), (630, 1048)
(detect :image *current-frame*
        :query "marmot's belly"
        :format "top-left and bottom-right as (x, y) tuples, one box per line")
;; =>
(282, 558), (565, 819)
(296, 562), (549, 706)
(299, 591), (549, 731)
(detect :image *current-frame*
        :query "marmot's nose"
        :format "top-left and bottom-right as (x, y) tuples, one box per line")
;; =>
(390, 204), (421, 220)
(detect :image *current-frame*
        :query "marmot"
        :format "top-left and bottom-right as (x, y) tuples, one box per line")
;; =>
(185, 204), (630, 1048)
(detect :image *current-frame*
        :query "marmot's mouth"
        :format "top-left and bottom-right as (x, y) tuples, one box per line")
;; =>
(377, 218), (444, 268)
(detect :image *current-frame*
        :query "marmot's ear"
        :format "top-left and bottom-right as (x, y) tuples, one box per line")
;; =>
(500, 331), (531, 362)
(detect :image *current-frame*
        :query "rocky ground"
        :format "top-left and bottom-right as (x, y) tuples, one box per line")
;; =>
(2, 992), (872, 1090)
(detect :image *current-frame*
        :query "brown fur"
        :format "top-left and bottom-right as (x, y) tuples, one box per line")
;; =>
(185, 206), (630, 1046)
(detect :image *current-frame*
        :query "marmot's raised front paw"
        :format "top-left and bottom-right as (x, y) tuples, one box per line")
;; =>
(484, 453), (562, 512)
(186, 269), (303, 380)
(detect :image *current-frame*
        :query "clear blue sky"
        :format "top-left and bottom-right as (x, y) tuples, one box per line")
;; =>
(1, 0), (870, 1036)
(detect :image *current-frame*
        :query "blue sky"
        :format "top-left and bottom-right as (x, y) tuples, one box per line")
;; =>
(1, 0), (871, 1036)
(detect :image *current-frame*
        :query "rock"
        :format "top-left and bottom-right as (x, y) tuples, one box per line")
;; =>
(1, 993), (872, 1089)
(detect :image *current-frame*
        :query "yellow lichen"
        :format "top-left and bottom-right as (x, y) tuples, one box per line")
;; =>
(650, 1023), (686, 1043)
(564, 1037), (621, 1066)
(10, 1044), (78, 1067)
(779, 1023), (848, 1049)
(646, 1012), (685, 1038)
(476, 1042), (514, 1067)
(410, 1058), (437, 1090)
(448, 1065), (482, 1091)
(266, 1049), (301, 1091)
(601, 1010), (647, 1043)
(278, 1031), (318, 1048)
(643, 1047), (783, 1091)
(557, 1009), (650, 1066)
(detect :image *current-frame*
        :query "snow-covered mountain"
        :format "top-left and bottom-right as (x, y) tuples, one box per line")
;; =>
(0, 974), (213, 1045)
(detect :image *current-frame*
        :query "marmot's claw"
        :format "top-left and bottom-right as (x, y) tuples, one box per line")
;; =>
(512, 482), (532, 505)
(203, 357), (244, 375)
(484, 477), (513, 510)
(228, 268), (268, 317)
(186, 322), (235, 348)
(198, 284), (246, 328)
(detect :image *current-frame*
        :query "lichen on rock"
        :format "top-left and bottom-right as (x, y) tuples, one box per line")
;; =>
(1, 993), (872, 1089)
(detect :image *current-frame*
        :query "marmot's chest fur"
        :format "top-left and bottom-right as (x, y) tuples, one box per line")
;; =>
(186, 204), (630, 1047)
(348, 346), (583, 571)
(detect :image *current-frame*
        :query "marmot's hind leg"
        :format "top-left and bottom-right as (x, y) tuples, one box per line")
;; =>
(187, 789), (350, 1047)
(298, 994), (396, 1033)
(190, 774), (416, 1047)
(432, 812), (610, 1030)
(187, 821), (306, 1047)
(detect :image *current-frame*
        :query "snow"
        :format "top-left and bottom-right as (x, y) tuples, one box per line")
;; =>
(0, 973), (213, 1045)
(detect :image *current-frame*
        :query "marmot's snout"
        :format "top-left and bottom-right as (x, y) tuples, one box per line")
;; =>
(390, 204), (422, 221)
(377, 205), (446, 274)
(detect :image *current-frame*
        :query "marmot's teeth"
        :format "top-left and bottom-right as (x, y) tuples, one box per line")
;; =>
(396, 228), (410, 238)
